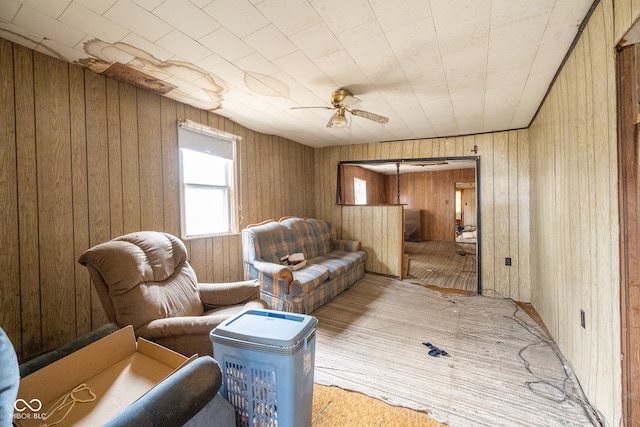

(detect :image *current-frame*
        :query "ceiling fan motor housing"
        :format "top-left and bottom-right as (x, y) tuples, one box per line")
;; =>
(331, 89), (354, 107)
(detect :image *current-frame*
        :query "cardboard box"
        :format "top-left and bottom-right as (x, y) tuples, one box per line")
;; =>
(13, 326), (195, 426)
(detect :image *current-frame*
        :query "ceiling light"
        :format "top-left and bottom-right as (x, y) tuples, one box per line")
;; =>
(331, 109), (348, 129)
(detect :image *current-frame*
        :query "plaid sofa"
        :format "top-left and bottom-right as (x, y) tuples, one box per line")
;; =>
(242, 217), (366, 314)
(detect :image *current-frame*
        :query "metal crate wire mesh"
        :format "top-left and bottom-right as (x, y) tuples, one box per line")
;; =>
(224, 359), (278, 427)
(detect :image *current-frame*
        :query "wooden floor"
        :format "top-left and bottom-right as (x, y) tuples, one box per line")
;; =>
(404, 240), (477, 292)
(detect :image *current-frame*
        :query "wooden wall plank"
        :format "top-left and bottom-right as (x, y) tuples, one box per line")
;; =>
(160, 97), (180, 236)
(137, 89), (164, 231)
(34, 53), (76, 350)
(85, 70), (110, 245)
(516, 129), (530, 302)
(68, 64), (91, 337)
(106, 78), (123, 237)
(119, 83), (141, 234)
(0, 39), (21, 354)
(14, 44), (40, 356)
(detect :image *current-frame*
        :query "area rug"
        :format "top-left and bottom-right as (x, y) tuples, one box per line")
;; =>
(312, 384), (447, 426)
(312, 274), (600, 426)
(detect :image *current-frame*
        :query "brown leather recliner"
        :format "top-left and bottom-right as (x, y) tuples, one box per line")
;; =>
(78, 231), (268, 357)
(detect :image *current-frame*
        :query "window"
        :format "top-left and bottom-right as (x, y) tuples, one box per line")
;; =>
(354, 177), (367, 205)
(178, 120), (238, 239)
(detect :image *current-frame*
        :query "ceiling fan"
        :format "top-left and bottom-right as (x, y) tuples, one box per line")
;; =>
(291, 89), (389, 129)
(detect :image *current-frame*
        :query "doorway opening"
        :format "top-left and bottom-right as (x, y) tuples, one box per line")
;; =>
(337, 156), (481, 293)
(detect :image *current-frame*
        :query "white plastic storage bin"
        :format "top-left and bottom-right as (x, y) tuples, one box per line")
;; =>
(210, 309), (318, 427)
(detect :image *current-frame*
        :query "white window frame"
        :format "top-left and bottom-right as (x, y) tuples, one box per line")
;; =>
(354, 177), (367, 205)
(178, 120), (239, 239)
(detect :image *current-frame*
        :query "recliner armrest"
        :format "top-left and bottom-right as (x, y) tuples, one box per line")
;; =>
(198, 279), (261, 307)
(105, 356), (221, 427)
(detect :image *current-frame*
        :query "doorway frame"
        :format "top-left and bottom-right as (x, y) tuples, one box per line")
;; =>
(616, 42), (639, 426)
(337, 155), (482, 294)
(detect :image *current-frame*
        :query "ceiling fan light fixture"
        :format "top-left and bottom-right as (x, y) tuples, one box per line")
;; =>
(331, 109), (348, 128)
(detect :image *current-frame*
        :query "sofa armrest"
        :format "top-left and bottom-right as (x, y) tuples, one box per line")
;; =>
(198, 279), (261, 307)
(105, 356), (221, 427)
(333, 239), (362, 252)
(252, 261), (293, 284)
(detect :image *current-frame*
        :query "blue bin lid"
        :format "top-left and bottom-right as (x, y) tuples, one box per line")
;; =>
(211, 309), (317, 348)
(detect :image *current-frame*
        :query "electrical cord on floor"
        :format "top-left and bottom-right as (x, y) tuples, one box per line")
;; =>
(507, 306), (607, 427)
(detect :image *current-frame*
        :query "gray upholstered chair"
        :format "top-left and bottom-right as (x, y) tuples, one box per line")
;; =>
(78, 231), (268, 357)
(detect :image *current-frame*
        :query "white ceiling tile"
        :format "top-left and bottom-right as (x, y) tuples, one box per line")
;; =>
(489, 16), (548, 50)
(105, 0), (172, 41)
(288, 22), (341, 60)
(0, 0), (21, 21)
(430, 0), (491, 27)
(130, 0), (164, 10)
(529, 47), (567, 76)
(0, 23), (42, 48)
(490, 0), (554, 28)
(369, 0), (431, 32)
(273, 50), (320, 78)
(309, 0), (375, 34)
(13, 5), (85, 46)
(38, 38), (90, 63)
(203, 0), (269, 38)
(119, 32), (174, 61)
(387, 18), (437, 56)
(60, 3), (129, 44)
(441, 47), (488, 91)
(294, 70), (336, 96)
(199, 27), (254, 62)
(354, 47), (400, 80)
(330, 70), (370, 93)
(15, 0), (72, 18)
(233, 51), (280, 74)
(192, 0), (214, 7)
(314, 50), (360, 79)
(75, 0), (118, 15)
(78, 36), (135, 63)
(196, 53), (244, 81)
(242, 24), (297, 60)
(155, 29), (213, 63)
(337, 20), (389, 59)
(255, 0), (322, 36)
(152, 0), (221, 40)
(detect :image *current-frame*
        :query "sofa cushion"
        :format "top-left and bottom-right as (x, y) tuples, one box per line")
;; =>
(310, 250), (366, 279)
(289, 264), (331, 295)
(280, 217), (317, 257)
(249, 221), (295, 264)
(305, 218), (333, 256)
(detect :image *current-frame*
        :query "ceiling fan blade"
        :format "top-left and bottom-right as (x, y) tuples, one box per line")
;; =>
(350, 109), (389, 124)
(290, 106), (333, 110)
(340, 95), (361, 108)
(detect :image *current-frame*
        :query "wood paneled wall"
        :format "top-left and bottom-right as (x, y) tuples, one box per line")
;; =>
(340, 205), (404, 276)
(529, 1), (620, 424)
(340, 164), (387, 204)
(0, 39), (315, 361)
(314, 130), (530, 302)
(385, 168), (475, 241)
